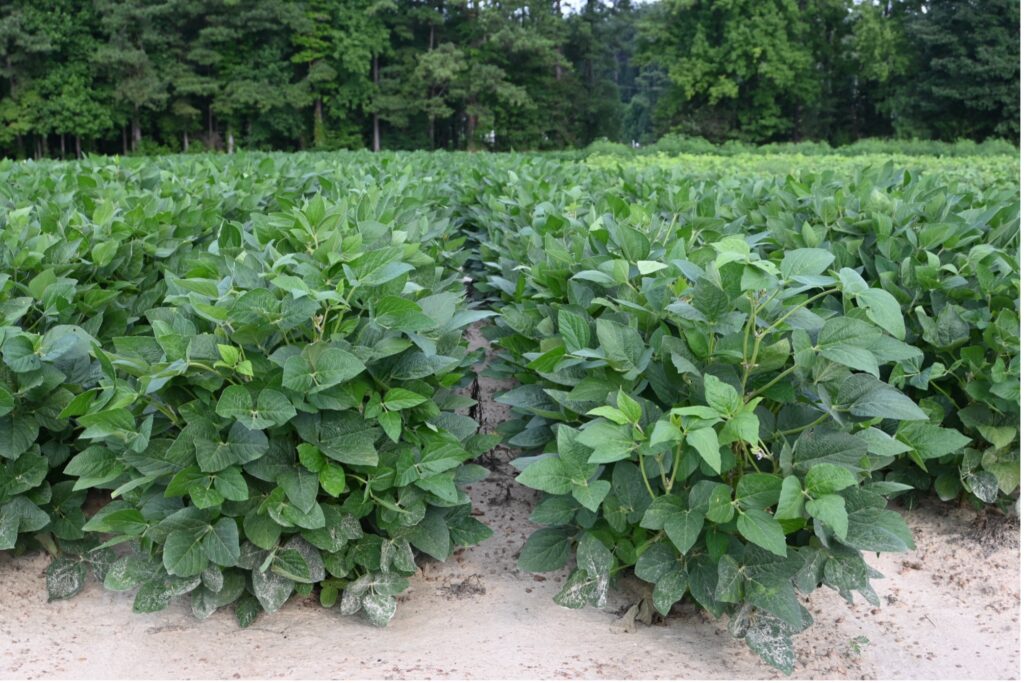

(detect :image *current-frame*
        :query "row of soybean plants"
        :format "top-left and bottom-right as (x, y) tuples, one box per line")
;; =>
(0, 151), (1017, 671)
(464, 156), (1019, 672)
(0, 152), (495, 626)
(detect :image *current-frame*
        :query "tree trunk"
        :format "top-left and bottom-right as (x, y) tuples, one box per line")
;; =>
(227, 129), (235, 154)
(428, 116), (435, 150)
(466, 112), (478, 152)
(41, 134), (48, 158)
(313, 97), (324, 147)
(372, 55), (381, 152)
(75, 135), (82, 159)
(60, 134), (66, 158)
(183, 131), (189, 152)
(131, 106), (141, 152)
(122, 127), (128, 155)
(208, 106), (214, 138)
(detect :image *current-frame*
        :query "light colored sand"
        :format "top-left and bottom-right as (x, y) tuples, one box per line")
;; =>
(0, 328), (1018, 680)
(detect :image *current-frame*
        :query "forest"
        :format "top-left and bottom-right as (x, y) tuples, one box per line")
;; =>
(0, 0), (1019, 158)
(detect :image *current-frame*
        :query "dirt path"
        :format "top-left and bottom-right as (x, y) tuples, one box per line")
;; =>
(0, 330), (1019, 680)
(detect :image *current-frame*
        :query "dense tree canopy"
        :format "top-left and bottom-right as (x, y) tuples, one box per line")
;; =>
(0, 0), (1017, 157)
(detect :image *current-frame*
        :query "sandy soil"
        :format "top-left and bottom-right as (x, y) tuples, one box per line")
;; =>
(0, 329), (1019, 680)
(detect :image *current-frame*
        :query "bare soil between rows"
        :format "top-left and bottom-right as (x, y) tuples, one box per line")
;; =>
(0, 327), (1019, 680)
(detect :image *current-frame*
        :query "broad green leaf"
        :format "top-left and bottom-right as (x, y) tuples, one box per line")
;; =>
(515, 457), (571, 495)
(804, 464), (857, 497)
(780, 248), (834, 279)
(805, 494), (848, 539)
(518, 527), (573, 572)
(664, 508), (704, 554)
(737, 509), (788, 557)
(687, 427), (721, 473)
(703, 374), (740, 416)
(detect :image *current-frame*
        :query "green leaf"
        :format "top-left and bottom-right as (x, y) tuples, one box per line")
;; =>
(843, 508), (914, 552)
(637, 260), (668, 275)
(515, 457), (571, 495)
(571, 478), (611, 513)
(775, 476), (804, 520)
(196, 422), (269, 473)
(737, 509), (788, 557)
(616, 389), (642, 424)
(780, 248), (835, 279)
(804, 463), (857, 497)
(163, 529), (207, 577)
(297, 443), (326, 472)
(805, 494), (848, 539)
(735, 473), (782, 509)
(720, 411), (759, 447)
(319, 463), (346, 497)
(687, 427), (721, 473)
(838, 374), (927, 421)
(649, 419), (683, 446)
(595, 318), (646, 375)
(587, 406), (631, 425)
(213, 468), (249, 501)
(703, 374), (740, 416)
(652, 569), (687, 615)
(271, 548), (312, 582)
(382, 388), (428, 410)
(558, 309), (591, 352)
(664, 508), (704, 555)
(283, 346), (365, 395)
(714, 554), (744, 603)
(856, 288), (906, 340)
(256, 389), (297, 427)
(518, 527), (573, 572)
(407, 508), (451, 561)
(634, 542), (678, 583)
(896, 423), (972, 460)
(704, 484), (735, 523)
(203, 518), (240, 565)
(817, 317), (881, 376)
(578, 420), (635, 463)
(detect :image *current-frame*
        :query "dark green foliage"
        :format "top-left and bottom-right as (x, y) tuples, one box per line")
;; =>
(0, 0), (1017, 157)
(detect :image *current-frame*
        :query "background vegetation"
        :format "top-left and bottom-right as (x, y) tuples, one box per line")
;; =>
(0, 0), (1018, 158)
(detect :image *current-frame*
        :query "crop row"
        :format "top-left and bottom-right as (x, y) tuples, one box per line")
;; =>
(0, 151), (1018, 672)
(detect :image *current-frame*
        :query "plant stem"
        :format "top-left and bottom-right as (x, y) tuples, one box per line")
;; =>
(666, 443), (683, 494)
(776, 412), (830, 437)
(748, 363), (799, 400)
(638, 454), (657, 500)
(930, 381), (962, 410)
(764, 287), (840, 336)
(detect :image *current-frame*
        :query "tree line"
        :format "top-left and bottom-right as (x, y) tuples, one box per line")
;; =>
(0, 0), (1017, 158)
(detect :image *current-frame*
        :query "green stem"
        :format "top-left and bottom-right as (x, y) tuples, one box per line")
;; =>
(748, 363), (799, 400)
(743, 287), (839, 393)
(776, 412), (830, 437)
(627, 531), (665, 568)
(638, 454), (657, 500)
(666, 443), (683, 494)
(765, 287), (840, 336)
(930, 381), (962, 410)
(740, 293), (757, 392)
(188, 361), (219, 375)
